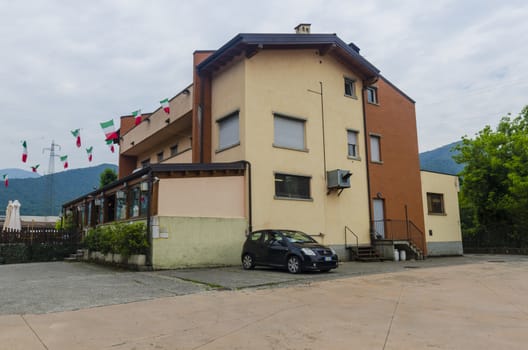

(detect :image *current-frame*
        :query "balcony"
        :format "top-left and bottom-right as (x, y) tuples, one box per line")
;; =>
(121, 85), (193, 157)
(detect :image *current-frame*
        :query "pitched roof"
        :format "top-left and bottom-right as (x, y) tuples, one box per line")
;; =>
(197, 33), (380, 80)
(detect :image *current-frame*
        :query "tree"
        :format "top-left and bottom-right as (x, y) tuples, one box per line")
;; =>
(99, 168), (117, 188)
(454, 106), (528, 246)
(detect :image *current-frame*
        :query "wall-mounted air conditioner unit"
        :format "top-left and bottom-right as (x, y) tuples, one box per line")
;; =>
(327, 169), (352, 189)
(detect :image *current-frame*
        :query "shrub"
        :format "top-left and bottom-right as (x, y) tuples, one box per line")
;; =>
(115, 222), (148, 257)
(83, 222), (148, 257)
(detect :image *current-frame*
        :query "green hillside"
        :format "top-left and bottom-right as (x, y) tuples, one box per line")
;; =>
(0, 164), (117, 216)
(419, 141), (463, 175)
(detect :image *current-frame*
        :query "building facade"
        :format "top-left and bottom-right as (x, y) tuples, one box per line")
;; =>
(63, 25), (462, 268)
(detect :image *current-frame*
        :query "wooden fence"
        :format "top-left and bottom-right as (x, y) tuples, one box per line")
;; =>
(0, 228), (81, 245)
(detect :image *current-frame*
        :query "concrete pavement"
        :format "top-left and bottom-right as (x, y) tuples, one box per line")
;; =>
(1, 255), (528, 349)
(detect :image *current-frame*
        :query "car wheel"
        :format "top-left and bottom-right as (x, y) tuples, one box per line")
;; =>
(287, 255), (302, 274)
(242, 253), (255, 270)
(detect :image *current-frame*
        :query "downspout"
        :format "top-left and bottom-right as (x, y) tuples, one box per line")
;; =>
(199, 71), (205, 163)
(361, 84), (373, 235)
(146, 169), (153, 268)
(242, 160), (253, 233)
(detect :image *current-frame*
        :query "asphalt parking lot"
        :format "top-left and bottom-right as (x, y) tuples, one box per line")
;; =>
(0, 254), (515, 315)
(2, 254), (528, 349)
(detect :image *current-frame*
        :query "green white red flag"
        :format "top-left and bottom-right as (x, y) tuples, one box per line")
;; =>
(21, 141), (28, 163)
(31, 164), (40, 173)
(60, 155), (68, 169)
(106, 139), (115, 153)
(132, 109), (142, 126)
(100, 120), (118, 140)
(86, 146), (93, 162)
(160, 98), (170, 114)
(71, 129), (81, 148)
(2, 174), (7, 187)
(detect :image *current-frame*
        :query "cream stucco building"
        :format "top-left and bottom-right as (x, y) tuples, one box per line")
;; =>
(63, 25), (463, 269)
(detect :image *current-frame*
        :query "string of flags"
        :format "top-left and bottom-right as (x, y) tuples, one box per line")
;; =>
(71, 129), (82, 148)
(6, 95), (173, 184)
(132, 109), (142, 126)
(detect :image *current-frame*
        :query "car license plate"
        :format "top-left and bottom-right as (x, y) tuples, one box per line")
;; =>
(324, 257), (332, 262)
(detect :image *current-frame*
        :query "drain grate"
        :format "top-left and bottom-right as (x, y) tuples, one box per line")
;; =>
(404, 266), (420, 269)
(487, 260), (505, 263)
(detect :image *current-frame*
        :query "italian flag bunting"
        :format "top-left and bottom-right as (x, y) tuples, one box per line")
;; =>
(106, 139), (115, 153)
(31, 164), (40, 173)
(100, 120), (118, 140)
(86, 146), (93, 162)
(160, 98), (170, 114)
(21, 141), (28, 163)
(60, 155), (69, 169)
(2, 174), (8, 188)
(132, 109), (142, 126)
(71, 129), (81, 148)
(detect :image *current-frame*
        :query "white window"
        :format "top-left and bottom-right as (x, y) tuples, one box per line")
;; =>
(217, 112), (239, 151)
(347, 130), (359, 158)
(370, 135), (381, 162)
(367, 87), (378, 104)
(274, 114), (305, 151)
(344, 78), (356, 98)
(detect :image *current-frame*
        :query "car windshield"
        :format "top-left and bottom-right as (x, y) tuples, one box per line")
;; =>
(280, 230), (316, 243)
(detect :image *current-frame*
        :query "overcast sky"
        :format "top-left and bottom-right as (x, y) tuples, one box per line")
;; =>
(1, 0), (526, 173)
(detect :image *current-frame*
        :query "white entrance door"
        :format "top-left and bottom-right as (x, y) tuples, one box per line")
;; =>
(373, 199), (385, 238)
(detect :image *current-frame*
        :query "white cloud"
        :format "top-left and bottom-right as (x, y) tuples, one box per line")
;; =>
(0, 0), (526, 172)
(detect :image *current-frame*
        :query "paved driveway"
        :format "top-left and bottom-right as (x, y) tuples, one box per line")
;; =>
(0, 254), (517, 315)
(1, 254), (528, 349)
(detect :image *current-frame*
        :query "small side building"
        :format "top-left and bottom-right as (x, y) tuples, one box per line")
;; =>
(421, 170), (463, 256)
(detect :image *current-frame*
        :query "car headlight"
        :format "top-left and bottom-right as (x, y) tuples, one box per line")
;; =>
(301, 248), (316, 256)
(330, 248), (336, 255)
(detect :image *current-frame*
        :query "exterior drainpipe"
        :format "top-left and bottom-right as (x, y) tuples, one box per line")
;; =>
(146, 169), (153, 269)
(242, 160), (253, 233)
(199, 72), (205, 164)
(361, 83), (373, 237)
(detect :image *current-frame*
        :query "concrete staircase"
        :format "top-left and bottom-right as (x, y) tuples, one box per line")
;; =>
(348, 246), (383, 262)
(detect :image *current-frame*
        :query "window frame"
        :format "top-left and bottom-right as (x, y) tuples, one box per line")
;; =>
(216, 111), (240, 152)
(366, 86), (378, 104)
(273, 113), (307, 152)
(274, 172), (312, 201)
(344, 77), (357, 98)
(141, 158), (150, 168)
(369, 134), (382, 163)
(347, 129), (360, 159)
(427, 193), (446, 215)
(170, 144), (179, 157)
(157, 151), (164, 163)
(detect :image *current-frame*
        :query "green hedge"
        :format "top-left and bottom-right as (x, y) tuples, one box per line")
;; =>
(83, 222), (148, 257)
(0, 243), (80, 264)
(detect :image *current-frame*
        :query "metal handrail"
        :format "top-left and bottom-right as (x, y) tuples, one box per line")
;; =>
(371, 219), (425, 254)
(344, 226), (359, 256)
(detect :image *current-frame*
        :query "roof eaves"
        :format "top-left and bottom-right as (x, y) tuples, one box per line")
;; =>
(197, 33), (380, 78)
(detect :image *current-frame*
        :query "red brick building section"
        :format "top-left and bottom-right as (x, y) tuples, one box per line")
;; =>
(364, 76), (426, 253)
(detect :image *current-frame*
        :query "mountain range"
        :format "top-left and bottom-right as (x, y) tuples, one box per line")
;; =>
(0, 164), (117, 217)
(0, 142), (462, 217)
(419, 141), (463, 175)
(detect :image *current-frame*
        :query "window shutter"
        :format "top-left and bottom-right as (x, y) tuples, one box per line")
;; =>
(274, 116), (305, 150)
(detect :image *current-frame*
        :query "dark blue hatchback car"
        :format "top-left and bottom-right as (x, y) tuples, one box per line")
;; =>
(241, 229), (339, 274)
